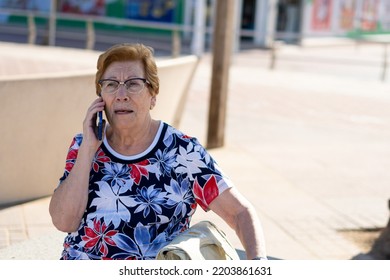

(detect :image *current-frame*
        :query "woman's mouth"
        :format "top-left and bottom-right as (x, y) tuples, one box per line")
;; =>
(114, 109), (133, 114)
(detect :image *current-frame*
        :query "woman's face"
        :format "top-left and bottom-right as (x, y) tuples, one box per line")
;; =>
(100, 60), (156, 130)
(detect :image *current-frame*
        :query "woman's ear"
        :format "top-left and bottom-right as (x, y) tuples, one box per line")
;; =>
(150, 96), (156, 110)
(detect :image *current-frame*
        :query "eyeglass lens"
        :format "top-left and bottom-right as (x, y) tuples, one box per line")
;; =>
(101, 79), (145, 94)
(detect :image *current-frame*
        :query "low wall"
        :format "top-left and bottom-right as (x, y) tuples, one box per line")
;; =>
(0, 43), (198, 206)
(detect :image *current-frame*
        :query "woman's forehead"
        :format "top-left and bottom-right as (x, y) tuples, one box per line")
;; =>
(104, 60), (144, 75)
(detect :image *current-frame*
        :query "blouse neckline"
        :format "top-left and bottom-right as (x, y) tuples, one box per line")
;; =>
(102, 121), (164, 161)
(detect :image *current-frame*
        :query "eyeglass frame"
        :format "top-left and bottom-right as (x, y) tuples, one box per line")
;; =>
(98, 77), (151, 95)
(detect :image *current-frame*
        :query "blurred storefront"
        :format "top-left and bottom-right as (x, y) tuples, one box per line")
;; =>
(241, 0), (390, 45)
(302, 0), (390, 38)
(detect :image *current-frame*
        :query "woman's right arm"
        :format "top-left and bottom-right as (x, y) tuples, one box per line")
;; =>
(49, 98), (105, 232)
(49, 144), (96, 232)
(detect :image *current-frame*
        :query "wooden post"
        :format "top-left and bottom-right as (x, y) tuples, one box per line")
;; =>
(206, 0), (235, 149)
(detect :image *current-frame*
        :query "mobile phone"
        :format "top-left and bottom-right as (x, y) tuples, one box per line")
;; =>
(97, 111), (103, 141)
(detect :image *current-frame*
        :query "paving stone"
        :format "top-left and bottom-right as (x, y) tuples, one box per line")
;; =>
(0, 229), (10, 249)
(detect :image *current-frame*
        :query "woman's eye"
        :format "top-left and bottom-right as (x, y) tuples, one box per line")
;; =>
(106, 82), (118, 88)
(127, 81), (138, 87)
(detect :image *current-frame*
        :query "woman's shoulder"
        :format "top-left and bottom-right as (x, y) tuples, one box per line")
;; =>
(163, 122), (201, 145)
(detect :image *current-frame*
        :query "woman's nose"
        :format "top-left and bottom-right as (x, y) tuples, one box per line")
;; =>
(116, 85), (129, 101)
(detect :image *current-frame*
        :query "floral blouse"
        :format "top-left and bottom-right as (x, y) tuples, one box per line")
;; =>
(58, 122), (233, 260)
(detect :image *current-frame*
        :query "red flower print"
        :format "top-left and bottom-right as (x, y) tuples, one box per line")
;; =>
(193, 175), (219, 211)
(66, 148), (78, 161)
(64, 149), (78, 173)
(129, 160), (150, 185)
(65, 161), (74, 173)
(81, 219), (118, 257)
(92, 148), (111, 172)
(190, 202), (197, 212)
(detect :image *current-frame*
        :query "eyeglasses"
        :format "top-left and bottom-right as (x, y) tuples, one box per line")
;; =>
(98, 78), (150, 95)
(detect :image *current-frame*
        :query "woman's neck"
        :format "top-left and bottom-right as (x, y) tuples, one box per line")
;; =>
(106, 119), (159, 156)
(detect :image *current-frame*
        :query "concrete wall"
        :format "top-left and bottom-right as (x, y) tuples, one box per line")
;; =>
(0, 43), (198, 206)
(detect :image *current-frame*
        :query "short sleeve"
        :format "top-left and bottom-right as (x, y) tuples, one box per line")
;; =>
(57, 134), (83, 186)
(188, 139), (234, 211)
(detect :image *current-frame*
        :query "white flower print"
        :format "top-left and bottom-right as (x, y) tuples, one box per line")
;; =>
(89, 181), (138, 228)
(165, 178), (195, 218)
(174, 144), (207, 180)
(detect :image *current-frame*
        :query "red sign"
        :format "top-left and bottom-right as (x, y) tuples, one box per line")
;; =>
(311, 0), (333, 31)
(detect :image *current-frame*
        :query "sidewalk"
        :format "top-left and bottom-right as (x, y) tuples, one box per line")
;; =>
(1, 42), (390, 260)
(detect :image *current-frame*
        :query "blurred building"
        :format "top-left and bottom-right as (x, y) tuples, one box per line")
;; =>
(0, 0), (389, 52)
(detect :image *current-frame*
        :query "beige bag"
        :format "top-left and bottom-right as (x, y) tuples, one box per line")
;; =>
(156, 220), (240, 260)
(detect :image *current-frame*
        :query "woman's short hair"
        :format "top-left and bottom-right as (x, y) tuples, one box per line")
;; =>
(95, 43), (159, 96)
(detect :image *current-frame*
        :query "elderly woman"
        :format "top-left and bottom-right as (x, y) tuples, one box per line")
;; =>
(49, 43), (267, 260)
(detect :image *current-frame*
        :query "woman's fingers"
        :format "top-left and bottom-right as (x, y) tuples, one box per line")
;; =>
(87, 98), (105, 119)
(83, 98), (105, 144)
